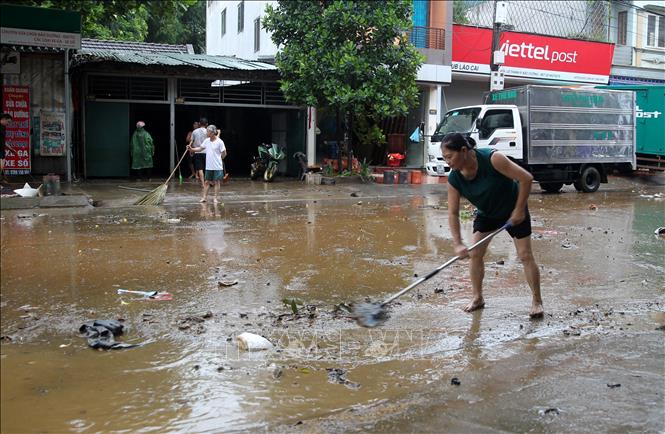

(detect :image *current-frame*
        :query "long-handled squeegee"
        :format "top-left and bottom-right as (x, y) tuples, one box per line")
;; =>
(352, 223), (511, 328)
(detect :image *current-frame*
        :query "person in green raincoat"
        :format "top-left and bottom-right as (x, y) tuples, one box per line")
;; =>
(130, 121), (154, 180)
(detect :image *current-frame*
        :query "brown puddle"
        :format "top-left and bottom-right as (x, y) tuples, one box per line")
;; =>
(2, 178), (664, 432)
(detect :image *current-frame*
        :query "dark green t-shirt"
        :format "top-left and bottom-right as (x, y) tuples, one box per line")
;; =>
(448, 148), (518, 219)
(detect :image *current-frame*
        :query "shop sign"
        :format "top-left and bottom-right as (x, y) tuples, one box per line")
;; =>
(0, 4), (81, 50)
(0, 27), (80, 50)
(452, 25), (615, 84)
(40, 111), (66, 156)
(2, 85), (31, 175)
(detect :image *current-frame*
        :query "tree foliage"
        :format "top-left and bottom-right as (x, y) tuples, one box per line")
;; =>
(263, 0), (423, 120)
(3, 0), (205, 51)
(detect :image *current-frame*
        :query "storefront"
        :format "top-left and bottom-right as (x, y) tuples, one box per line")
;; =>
(72, 49), (305, 179)
(1, 4), (81, 181)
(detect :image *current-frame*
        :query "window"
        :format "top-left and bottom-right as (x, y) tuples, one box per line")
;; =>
(618, 11), (627, 45)
(254, 17), (260, 52)
(646, 14), (665, 48)
(221, 9), (226, 37)
(238, 1), (244, 33)
(478, 109), (514, 140)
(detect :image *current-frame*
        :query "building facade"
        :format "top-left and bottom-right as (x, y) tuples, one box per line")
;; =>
(205, 0), (453, 168)
(206, 0), (278, 62)
(608, 0), (665, 84)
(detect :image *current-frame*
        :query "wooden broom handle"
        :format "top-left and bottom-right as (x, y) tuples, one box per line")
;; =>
(165, 148), (190, 184)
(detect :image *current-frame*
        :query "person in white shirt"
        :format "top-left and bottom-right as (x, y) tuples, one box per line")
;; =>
(189, 117), (209, 188)
(188, 124), (226, 204)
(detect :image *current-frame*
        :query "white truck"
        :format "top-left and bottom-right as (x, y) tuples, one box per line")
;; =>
(426, 85), (636, 192)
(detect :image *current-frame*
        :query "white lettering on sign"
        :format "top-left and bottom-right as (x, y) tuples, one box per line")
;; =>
(501, 40), (579, 64)
(636, 105), (662, 119)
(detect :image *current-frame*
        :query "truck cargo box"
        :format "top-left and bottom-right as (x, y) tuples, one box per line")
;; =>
(484, 85), (635, 168)
(597, 85), (664, 170)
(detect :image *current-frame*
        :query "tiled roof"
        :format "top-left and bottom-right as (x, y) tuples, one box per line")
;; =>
(81, 38), (193, 54)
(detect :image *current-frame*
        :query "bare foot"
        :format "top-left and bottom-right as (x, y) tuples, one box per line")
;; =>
(530, 302), (544, 319)
(463, 298), (485, 312)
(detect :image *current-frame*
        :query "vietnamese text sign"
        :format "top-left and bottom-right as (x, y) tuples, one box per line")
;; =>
(452, 25), (615, 84)
(40, 111), (66, 156)
(2, 85), (31, 175)
(0, 28), (81, 50)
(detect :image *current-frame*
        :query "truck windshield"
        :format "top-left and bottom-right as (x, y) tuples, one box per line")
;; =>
(431, 108), (481, 142)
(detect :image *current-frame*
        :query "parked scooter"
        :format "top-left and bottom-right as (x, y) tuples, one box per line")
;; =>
(250, 142), (286, 182)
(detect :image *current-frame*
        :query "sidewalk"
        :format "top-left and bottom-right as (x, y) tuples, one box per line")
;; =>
(1, 176), (448, 210)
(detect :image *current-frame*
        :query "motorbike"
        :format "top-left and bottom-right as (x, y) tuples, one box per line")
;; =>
(250, 142), (286, 182)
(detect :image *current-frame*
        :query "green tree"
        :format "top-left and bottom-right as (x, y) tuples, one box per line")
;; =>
(4, 0), (204, 50)
(263, 0), (423, 164)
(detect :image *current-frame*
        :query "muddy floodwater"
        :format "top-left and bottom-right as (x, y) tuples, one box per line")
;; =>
(1, 176), (664, 433)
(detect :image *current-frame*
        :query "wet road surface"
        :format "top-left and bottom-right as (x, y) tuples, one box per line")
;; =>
(1, 175), (664, 433)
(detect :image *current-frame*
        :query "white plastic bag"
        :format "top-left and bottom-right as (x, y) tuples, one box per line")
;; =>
(236, 332), (273, 351)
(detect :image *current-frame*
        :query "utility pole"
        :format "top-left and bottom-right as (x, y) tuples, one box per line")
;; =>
(490, 1), (507, 91)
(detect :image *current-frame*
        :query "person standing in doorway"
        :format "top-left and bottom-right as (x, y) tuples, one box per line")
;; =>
(185, 121), (199, 181)
(442, 132), (544, 318)
(190, 118), (208, 188)
(188, 124), (226, 205)
(1, 113), (13, 183)
(130, 121), (154, 180)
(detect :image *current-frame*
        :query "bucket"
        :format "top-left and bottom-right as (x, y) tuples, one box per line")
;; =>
(410, 170), (422, 184)
(383, 170), (395, 184)
(398, 170), (409, 184)
(42, 174), (61, 196)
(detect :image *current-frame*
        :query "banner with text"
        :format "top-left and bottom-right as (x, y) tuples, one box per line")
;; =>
(40, 111), (66, 156)
(452, 25), (615, 84)
(2, 85), (31, 175)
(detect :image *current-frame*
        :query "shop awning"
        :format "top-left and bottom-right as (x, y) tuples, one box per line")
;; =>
(72, 49), (277, 72)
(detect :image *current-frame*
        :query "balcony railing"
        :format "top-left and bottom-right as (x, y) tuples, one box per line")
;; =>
(408, 26), (445, 50)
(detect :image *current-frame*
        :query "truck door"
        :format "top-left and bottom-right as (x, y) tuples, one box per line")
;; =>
(475, 108), (522, 160)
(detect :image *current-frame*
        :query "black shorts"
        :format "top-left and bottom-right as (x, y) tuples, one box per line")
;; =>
(193, 153), (206, 171)
(473, 207), (532, 239)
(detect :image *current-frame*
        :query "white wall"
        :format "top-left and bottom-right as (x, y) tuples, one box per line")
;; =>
(206, 0), (279, 59)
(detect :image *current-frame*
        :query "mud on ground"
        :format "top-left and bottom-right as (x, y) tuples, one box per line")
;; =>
(1, 176), (664, 433)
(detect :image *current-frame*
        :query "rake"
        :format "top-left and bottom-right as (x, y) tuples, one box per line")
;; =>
(135, 148), (189, 206)
(353, 223), (511, 328)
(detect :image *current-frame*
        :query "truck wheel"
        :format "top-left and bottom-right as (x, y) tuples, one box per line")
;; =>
(573, 179), (583, 191)
(540, 182), (563, 193)
(579, 166), (600, 193)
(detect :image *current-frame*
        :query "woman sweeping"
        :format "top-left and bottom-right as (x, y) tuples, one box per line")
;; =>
(442, 133), (544, 318)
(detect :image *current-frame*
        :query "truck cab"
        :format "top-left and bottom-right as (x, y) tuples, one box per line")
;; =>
(427, 104), (523, 176)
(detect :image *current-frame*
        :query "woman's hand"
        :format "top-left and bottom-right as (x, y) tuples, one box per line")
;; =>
(509, 207), (526, 226)
(454, 243), (469, 259)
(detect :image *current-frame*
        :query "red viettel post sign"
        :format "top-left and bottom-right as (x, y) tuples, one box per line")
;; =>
(2, 85), (31, 174)
(452, 25), (615, 84)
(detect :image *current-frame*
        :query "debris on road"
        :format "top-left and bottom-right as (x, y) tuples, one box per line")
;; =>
(539, 408), (560, 416)
(236, 332), (273, 351)
(326, 368), (360, 389)
(79, 320), (139, 350)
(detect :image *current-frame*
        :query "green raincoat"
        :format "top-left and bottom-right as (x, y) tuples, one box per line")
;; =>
(130, 127), (154, 170)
